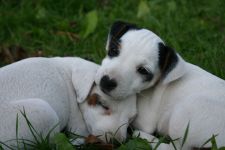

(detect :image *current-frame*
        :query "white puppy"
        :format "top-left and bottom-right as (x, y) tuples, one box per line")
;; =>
(95, 21), (225, 149)
(0, 57), (136, 147)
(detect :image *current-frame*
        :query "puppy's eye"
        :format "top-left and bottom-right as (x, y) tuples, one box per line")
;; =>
(137, 67), (149, 75)
(137, 67), (154, 81)
(108, 48), (119, 57)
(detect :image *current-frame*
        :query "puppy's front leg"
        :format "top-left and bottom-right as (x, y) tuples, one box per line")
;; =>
(133, 130), (180, 150)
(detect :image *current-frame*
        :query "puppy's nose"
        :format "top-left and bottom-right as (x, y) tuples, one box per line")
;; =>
(100, 75), (117, 92)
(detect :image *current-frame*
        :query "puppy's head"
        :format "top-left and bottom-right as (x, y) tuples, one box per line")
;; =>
(95, 21), (186, 99)
(79, 85), (137, 143)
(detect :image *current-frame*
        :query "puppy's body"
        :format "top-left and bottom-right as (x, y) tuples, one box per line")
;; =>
(96, 21), (225, 149)
(133, 62), (225, 149)
(0, 57), (137, 146)
(0, 57), (93, 143)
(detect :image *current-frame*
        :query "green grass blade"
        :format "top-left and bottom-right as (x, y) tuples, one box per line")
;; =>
(201, 136), (213, 148)
(181, 122), (190, 148)
(82, 10), (98, 39)
(153, 136), (166, 150)
(211, 134), (218, 150)
(19, 108), (39, 144)
(66, 131), (86, 139)
(0, 145), (3, 150)
(44, 122), (60, 142)
(53, 133), (74, 150)
(113, 123), (128, 139)
(137, 0), (150, 19)
(22, 139), (27, 150)
(201, 134), (218, 149)
(170, 138), (178, 150)
(0, 141), (14, 150)
(16, 113), (20, 150)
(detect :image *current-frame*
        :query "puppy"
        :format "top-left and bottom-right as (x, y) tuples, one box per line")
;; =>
(95, 21), (225, 149)
(0, 57), (136, 147)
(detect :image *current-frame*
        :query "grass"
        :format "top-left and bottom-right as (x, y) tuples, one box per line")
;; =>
(0, 111), (224, 150)
(0, 0), (224, 79)
(0, 0), (225, 149)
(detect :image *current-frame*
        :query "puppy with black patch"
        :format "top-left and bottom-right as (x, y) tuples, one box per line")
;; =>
(95, 21), (225, 149)
(0, 57), (137, 148)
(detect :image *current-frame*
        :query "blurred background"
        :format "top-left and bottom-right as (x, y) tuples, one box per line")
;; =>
(0, 0), (224, 78)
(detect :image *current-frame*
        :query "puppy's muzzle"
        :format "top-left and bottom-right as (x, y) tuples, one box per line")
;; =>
(100, 75), (117, 93)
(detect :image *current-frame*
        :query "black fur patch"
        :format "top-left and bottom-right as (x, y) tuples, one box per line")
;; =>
(107, 21), (139, 58)
(137, 66), (154, 82)
(107, 40), (120, 57)
(109, 21), (139, 39)
(158, 42), (178, 78)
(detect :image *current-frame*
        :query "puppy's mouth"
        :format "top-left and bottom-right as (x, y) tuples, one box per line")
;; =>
(100, 87), (111, 96)
(100, 88), (121, 101)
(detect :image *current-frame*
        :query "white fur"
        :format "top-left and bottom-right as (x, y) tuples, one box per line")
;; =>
(80, 87), (136, 142)
(133, 62), (225, 149)
(0, 57), (136, 147)
(95, 29), (163, 99)
(97, 28), (225, 149)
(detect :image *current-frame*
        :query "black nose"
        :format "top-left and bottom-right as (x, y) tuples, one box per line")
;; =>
(100, 75), (117, 92)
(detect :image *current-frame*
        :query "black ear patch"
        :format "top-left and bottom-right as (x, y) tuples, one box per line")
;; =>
(109, 21), (139, 39)
(158, 42), (178, 78)
(107, 21), (139, 58)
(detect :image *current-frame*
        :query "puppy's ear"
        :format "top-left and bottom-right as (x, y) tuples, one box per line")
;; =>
(158, 43), (187, 84)
(109, 21), (138, 39)
(106, 21), (139, 51)
(72, 61), (98, 103)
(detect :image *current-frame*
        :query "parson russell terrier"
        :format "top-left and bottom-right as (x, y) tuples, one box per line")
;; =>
(0, 57), (137, 147)
(95, 21), (225, 149)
